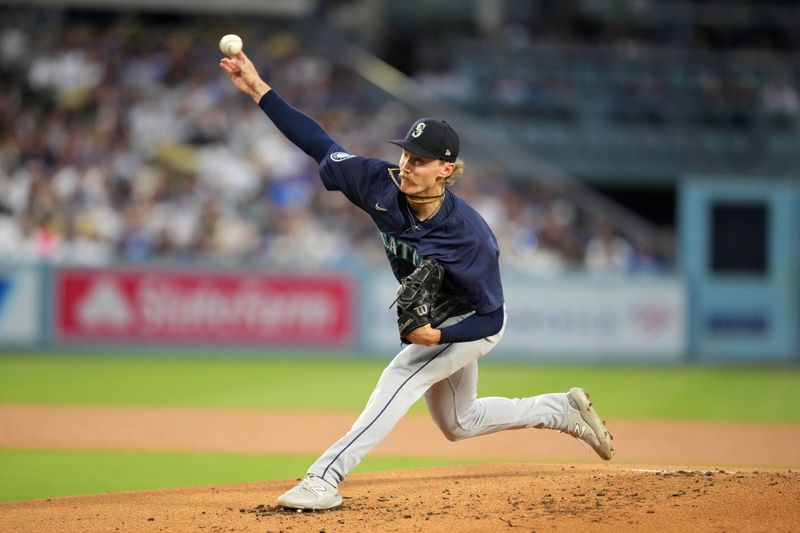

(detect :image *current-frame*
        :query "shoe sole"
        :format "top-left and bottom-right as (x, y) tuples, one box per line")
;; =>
(276, 495), (343, 511)
(568, 387), (615, 460)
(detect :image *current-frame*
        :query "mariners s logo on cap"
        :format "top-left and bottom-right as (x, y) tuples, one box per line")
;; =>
(388, 118), (460, 163)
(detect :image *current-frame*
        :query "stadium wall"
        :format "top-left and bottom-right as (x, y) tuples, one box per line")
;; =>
(0, 263), (689, 362)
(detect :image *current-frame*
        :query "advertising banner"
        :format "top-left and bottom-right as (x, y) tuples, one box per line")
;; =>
(361, 271), (686, 361)
(0, 266), (41, 346)
(500, 278), (686, 360)
(55, 269), (355, 346)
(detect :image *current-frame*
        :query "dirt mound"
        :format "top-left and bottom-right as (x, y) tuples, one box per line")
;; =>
(2, 405), (799, 530)
(2, 464), (797, 532)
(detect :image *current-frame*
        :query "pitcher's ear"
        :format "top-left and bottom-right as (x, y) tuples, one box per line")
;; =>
(439, 161), (455, 178)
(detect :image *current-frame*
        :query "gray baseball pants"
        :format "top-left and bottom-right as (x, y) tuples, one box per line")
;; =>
(308, 308), (569, 487)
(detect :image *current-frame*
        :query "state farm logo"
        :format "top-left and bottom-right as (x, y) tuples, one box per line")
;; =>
(58, 270), (354, 344)
(77, 277), (133, 328)
(135, 277), (338, 332)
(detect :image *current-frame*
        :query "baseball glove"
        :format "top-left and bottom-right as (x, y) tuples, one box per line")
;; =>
(394, 259), (459, 343)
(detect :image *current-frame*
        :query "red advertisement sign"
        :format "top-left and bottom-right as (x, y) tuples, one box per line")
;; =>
(55, 269), (355, 346)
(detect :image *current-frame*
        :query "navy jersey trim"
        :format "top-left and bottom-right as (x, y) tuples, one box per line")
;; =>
(387, 167), (401, 189)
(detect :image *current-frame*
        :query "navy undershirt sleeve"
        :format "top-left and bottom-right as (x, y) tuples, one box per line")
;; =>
(257, 90), (335, 163)
(438, 305), (504, 344)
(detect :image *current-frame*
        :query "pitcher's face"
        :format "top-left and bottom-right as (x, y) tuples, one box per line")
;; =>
(397, 150), (453, 196)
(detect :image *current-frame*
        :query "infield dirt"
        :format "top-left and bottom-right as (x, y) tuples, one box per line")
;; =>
(1, 406), (799, 532)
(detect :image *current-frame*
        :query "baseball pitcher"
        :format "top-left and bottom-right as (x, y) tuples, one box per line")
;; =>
(219, 50), (614, 511)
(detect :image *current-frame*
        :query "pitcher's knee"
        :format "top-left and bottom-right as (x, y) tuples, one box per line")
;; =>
(438, 424), (469, 442)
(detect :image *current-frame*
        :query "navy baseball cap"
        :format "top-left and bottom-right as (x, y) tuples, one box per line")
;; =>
(388, 118), (460, 162)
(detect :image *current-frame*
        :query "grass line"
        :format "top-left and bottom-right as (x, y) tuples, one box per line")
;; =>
(0, 354), (799, 422)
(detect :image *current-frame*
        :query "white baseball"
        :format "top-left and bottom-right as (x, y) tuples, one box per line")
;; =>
(219, 34), (243, 57)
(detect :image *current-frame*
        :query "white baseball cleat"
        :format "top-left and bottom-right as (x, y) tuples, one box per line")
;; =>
(276, 473), (343, 511)
(564, 387), (615, 460)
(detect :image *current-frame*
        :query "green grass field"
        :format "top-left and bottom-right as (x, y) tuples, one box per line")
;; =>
(1, 353), (799, 502)
(0, 449), (489, 503)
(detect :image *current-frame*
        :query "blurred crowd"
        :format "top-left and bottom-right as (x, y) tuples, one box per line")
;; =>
(403, 1), (800, 135)
(0, 8), (666, 276)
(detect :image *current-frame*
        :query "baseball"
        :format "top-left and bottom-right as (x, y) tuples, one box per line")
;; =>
(219, 34), (243, 57)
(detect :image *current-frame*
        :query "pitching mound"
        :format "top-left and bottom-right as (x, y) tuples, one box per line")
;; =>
(2, 463), (797, 532)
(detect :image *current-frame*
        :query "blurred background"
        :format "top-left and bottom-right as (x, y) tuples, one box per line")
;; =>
(0, 0), (798, 362)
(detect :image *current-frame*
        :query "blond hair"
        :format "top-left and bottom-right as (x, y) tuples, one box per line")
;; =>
(443, 159), (464, 188)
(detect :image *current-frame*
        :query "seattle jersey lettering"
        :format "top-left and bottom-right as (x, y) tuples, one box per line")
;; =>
(380, 232), (423, 267)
